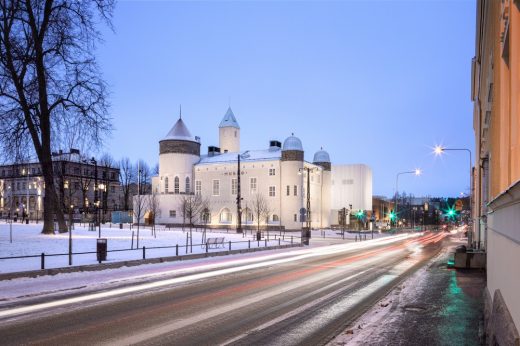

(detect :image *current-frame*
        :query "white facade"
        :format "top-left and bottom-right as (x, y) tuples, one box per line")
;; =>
(137, 108), (372, 230)
(331, 164), (373, 212)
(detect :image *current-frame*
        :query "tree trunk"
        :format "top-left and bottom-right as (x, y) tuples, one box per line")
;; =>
(40, 159), (67, 234)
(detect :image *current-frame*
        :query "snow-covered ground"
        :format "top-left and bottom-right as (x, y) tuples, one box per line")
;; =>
(0, 222), (391, 274)
(0, 222), (295, 273)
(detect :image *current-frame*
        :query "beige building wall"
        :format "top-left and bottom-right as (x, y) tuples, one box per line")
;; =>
(219, 127), (240, 153)
(473, 0), (520, 342)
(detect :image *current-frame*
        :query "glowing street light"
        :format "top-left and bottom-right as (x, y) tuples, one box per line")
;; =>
(433, 144), (474, 246)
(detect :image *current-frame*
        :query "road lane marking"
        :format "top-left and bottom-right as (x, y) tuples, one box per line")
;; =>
(0, 233), (422, 320)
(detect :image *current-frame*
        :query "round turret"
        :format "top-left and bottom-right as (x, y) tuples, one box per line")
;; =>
(282, 134), (304, 161)
(313, 148), (331, 171)
(159, 118), (200, 156)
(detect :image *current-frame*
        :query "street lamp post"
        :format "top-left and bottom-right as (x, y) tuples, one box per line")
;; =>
(434, 146), (474, 246)
(236, 154), (243, 234)
(68, 204), (73, 265)
(395, 169), (421, 227)
(299, 167), (317, 243)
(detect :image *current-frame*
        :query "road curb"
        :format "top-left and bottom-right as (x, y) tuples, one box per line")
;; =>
(0, 243), (303, 281)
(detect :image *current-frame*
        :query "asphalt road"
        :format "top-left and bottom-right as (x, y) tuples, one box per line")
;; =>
(0, 232), (448, 346)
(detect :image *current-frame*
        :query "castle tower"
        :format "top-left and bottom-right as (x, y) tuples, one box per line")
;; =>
(281, 134), (304, 230)
(158, 116), (200, 194)
(219, 107), (240, 153)
(313, 148), (331, 228)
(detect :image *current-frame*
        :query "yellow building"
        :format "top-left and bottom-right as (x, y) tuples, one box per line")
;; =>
(472, 0), (520, 343)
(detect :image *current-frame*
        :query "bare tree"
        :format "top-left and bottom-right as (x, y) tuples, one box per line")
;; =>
(251, 193), (271, 240)
(152, 163), (159, 176)
(179, 194), (204, 252)
(119, 157), (134, 211)
(0, 1), (114, 234)
(99, 153), (115, 222)
(199, 197), (212, 244)
(136, 160), (151, 195)
(146, 189), (160, 236)
(132, 192), (146, 249)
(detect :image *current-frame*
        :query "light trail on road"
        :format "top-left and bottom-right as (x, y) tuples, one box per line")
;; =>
(0, 232), (449, 345)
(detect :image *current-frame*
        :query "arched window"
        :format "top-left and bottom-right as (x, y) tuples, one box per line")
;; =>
(185, 177), (190, 193)
(164, 177), (169, 193)
(219, 208), (232, 223)
(174, 176), (179, 194)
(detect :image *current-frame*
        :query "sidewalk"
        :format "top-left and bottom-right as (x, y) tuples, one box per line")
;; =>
(329, 239), (486, 346)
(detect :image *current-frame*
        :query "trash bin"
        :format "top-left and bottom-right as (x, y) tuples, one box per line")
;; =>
(119, 223), (123, 229)
(97, 238), (107, 262)
(455, 245), (467, 253)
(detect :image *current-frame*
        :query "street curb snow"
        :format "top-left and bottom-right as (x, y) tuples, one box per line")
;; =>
(0, 243), (303, 281)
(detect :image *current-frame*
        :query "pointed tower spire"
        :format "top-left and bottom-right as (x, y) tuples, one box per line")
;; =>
(219, 107), (240, 129)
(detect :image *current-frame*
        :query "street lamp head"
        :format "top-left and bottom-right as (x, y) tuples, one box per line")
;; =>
(415, 168), (422, 176)
(434, 145), (444, 156)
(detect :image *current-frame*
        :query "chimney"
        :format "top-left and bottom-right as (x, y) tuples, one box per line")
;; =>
(269, 140), (282, 151)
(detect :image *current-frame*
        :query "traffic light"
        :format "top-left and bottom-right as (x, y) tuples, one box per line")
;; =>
(444, 206), (457, 219)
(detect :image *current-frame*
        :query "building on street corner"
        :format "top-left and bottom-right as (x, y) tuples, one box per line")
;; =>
(472, 0), (520, 344)
(138, 107), (373, 230)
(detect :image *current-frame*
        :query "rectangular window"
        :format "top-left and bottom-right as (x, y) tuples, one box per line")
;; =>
(286, 185), (290, 196)
(293, 185), (297, 196)
(111, 186), (116, 193)
(195, 180), (202, 195)
(169, 210), (176, 218)
(231, 178), (238, 195)
(269, 186), (276, 197)
(269, 168), (276, 176)
(213, 180), (220, 196)
(294, 214), (297, 222)
(250, 177), (257, 194)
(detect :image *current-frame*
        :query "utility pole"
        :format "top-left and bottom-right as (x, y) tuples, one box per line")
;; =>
(236, 154), (243, 234)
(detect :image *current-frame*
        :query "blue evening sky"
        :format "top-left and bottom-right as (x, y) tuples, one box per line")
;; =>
(97, 0), (476, 198)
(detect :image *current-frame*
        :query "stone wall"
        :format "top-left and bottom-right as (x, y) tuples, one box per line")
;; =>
(159, 140), (200, 156)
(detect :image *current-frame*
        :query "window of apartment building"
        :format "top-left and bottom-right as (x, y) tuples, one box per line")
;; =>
(16, 182), (20, 190)
(213, 180), (220, 196)
(293, 185), (297, 196)
(294, 214), (297, 222)
(110, 172), (115, 180)
(286, 185), (290, 196)
(74, 167), (80, 175)
(250, 178), (257, 194)
(185, 177), (190, 193)
(195, 180), (201, 195)
(74, 182), (80, 190)
(272, 214), (279, 222)
(174, 176), (180, 194)
(164, 177), (169, 193)
(231, 178), (238, 195)
(269, 186), (276, 197)
(111, 186), (115, 193)
(31, 168), (35, 174)
(169, 210), (176, 218)
(269, 168), (276, 176)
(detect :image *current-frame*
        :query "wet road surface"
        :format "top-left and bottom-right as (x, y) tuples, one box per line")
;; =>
(0, 233), (448, 345)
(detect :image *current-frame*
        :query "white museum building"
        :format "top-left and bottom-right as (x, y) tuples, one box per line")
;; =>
(137, 108), (372, 230)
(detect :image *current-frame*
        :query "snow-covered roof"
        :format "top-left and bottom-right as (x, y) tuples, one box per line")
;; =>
(313, 149), (330, 163)
(219, 107), (240, 129)
(282, 134), (303, 151)
(198, 149), (281, 164)
(163, 118), (196, 142)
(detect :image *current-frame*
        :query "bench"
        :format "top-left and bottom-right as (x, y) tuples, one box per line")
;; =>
(205, 237), (225, 249)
